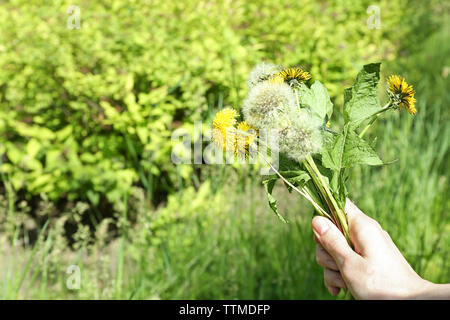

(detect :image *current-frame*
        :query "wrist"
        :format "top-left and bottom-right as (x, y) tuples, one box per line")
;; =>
(409, 279), (434, 299)
(409, 279), (450, 300)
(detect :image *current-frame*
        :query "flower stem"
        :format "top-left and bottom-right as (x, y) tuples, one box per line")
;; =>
(292, 84), (351, 243)
(359, 102), (392, 139)
(304, 156), (351, 245)
(257, 151), (331, 220)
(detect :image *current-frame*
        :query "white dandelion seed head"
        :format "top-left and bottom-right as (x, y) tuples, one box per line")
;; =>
(278, 114), (323, 162)
(247, 62), (282, 89)
(242, 81), (296, 130)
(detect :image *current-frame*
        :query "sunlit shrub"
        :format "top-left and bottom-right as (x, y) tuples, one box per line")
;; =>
(0, 0), (407, 208)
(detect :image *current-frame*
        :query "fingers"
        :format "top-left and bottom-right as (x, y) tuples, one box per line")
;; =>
(324, 268), (347, 289)
(327, 285), (341, 296)
(312, 216), (357, 269)
(316, 244), (339, 271)
(344, 199), (387, 257)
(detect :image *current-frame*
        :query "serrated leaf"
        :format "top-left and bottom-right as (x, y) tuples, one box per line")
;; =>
(344, 63), (382, 128)
(321, 124), (383, 171)
(262, 167), (310, 222)
(342, 129), (383, 168)
(263, 178), (287, 223)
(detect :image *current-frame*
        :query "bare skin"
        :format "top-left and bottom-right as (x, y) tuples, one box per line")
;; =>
(312, 199), (450, 299)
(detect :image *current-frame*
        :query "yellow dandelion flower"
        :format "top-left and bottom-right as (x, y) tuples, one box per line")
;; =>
(212, 107), (238, 152)
(387, 75), (417, 115)
(237, 121), (254, 133)
(213, 107), (238, 132)
(212, 109), (258, 157)
(236, 121), (257, 158)
(277, 66), (311, 83)
(212, 126), (236, 152)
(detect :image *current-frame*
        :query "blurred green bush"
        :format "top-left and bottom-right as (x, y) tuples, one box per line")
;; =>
(0, 0), (406, 208)
(0, 0), (447, 300)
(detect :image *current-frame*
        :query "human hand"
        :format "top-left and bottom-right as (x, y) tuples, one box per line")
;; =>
(312, 199), (436, 299)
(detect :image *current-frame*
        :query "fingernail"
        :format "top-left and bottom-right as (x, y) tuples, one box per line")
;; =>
(313, 217), (330, 236)
(313, 233), (320, 243)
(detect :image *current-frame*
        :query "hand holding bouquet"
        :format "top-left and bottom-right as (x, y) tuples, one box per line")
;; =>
(212, 62), (416, 266)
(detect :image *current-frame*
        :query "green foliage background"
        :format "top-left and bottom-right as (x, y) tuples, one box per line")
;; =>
(0, 0), (404, 203)
(0, 0), (448, 299)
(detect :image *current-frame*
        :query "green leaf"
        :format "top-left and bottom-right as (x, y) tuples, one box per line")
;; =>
(87, 190), (100, 206)
(279, 170), (311, 192)
(342, 129), (383, 168)
(321, 124), (383, 171)
(343, 63), (382, 128)
(321, 124), (382, 207)
(56, 125), (73, 141)
(28, 173), (53, 191)
(370, 136), (378, 149)
(297, 81), (333, 127)
(263, 178), (287, 223)
(26, 138), (41, 158)
(329, 170), (348, 208)
(7, 145), (23, 164)
(262, 167), (310, 223)
(278, 153), (303, 171)
(276, 154), (311, 190)
(321, 132), (345, 172)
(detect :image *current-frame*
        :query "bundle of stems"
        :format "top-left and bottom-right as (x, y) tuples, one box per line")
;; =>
(258, 90), (352, 247)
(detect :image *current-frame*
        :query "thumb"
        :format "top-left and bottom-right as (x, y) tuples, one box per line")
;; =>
(312, 216), (357, 268)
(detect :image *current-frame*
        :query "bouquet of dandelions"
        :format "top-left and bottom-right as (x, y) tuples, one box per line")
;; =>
(212, 62), (416, 256)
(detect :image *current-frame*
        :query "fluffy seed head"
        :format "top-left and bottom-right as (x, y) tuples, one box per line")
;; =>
(242, 81), (296, 130)
(247, 62), (282, 89)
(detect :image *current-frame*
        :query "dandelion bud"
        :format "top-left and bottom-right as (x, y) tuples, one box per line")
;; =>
(242, 81), (296, 130)
(247, 62), (282, 89)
